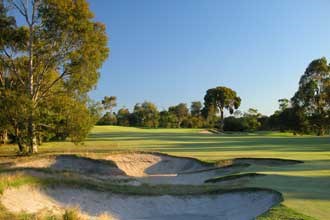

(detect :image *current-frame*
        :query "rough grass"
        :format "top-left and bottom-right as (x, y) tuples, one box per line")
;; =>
(0, 171), (278, 197)
(204, 172), (266, 183)
(257, 204), (317, 220)
(0, 126), (329, 219)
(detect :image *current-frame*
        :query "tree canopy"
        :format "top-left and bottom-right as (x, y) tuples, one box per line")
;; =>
(102, 96), (117, 113)
(0, 0), (109, 153)
(291, 57), (330, 135)
(204, 86), (241, 130)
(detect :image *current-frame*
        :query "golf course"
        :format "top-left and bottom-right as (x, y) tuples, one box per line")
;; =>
(1, 0), (330, 219)
(0, 126), (329, 219)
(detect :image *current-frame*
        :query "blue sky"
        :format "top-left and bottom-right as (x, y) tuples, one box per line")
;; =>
(88, 0), (330, 115)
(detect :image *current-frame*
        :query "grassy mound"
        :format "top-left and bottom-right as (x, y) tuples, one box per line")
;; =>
(205, 172), (266, 183)
(258, 205), (317, 220)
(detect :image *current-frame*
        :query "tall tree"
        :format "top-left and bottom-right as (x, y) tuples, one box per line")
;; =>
(278, 98), (290, 111)
(292, 57), (330, 135)
(0, 0), (109, 153)
(204, 86), (241, 131)
(190, 101), (202, 117)
(243, 108), (262, 131)
(133, 101), (159, 128)
(116, 108), (130, 126)
(159, 110), (179, 128)
(169, 103), (189, 127)
(102, 96), (117, 114)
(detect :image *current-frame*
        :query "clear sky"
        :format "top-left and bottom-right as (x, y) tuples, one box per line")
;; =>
(88, 0), (330, 115)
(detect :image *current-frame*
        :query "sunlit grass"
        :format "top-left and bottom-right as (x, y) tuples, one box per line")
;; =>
(0, 125), (329, 219)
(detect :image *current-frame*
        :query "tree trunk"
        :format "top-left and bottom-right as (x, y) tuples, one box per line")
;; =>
(27, 17), (38, 154)
(28, 118), (38, 154)
(219, 109), (224, 131)
(15, 128), (26, 154)
(18, 139), (25, 154)
(0, 130), (8, 144)
(317, 127), (325, 136)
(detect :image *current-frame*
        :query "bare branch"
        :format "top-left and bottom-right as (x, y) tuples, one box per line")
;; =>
(33, 36), (77, 100)
(31, 0), (40, 26)
(1, 49), (25, 85)
(0, 71), (4, 86)
(12, 1), (26, 18)
(38, 70), (68, 100)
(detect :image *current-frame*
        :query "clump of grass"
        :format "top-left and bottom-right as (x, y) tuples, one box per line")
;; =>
(205, 172), (266, 183)
(0, 203), (16, 220)
(0, 204), (60, 220)
(62, 208), (85, 220)
(97, 213), (113, 220)
(0, 172), (42, 194)
(215, 157), (303, 167)
(234, 158), (303, 166)
(257, 204), (317, 220)
(32, 210), (60, 220)
(0, 169), (278, 196)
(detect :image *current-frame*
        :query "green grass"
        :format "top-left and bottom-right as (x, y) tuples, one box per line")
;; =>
(257, 205), (317, 220)
(0, 171), (278, 197)
(0, 125), (329, 219)
(204, 172), (266, 183)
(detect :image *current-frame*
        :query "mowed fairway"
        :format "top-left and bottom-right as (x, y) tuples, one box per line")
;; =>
(1, 125), (330, 219)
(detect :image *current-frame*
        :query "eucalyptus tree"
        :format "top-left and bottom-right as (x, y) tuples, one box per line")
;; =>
(102, 96), (117, 114)
(190, 101), (202, 117)
(243, 108), (262, 131)
(278, 98), (290, 111)
(116, 108), (130, 126)
(204, 86), (241, 131)
(0, 0), (109, 153)
(292, 57), (330, 135)
(133, 102), (159, 128)
(169, 103), (189, 128)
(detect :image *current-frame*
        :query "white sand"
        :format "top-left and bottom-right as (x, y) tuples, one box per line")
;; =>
(14, 155), (125, 176)
(13, 153), (246, 185)
(106, 153), (207, 176)
(1, 186), (281, 220)
(199, 130), (212, 134)
(106, 153), (243, 185)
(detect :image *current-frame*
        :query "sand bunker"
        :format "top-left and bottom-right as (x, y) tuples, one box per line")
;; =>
(1, 185), (282, 220)
(199, 130), (212, 134)
(11, 153), (301, 185)
(12, 153), (244, 185)
(105, 153), (242, 185)
(106, 153), (210, 176)
(14, 155), (125, 177)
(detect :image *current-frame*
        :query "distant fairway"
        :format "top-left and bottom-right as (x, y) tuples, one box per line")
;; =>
(1, 125), (329, 219)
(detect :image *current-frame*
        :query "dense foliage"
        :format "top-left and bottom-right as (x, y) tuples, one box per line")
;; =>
(204, 86), (241, 131)
(97, 100), (210, 128)
(0, 0), (109, 153)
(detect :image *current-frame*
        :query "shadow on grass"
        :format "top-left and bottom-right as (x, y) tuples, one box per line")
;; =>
(87, 132), (330, 153)
(247, 173), (330, 201)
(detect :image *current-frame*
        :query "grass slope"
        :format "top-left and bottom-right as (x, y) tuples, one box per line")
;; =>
(204, 172), (266, 183)
(0, 126), (329, 219)
(257, 205), (317, 220)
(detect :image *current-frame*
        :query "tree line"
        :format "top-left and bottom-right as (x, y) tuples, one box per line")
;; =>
(98, 57), (330, 136)
(97, 87), (241, 129)
(96, 96), (280, 132)
(1, 1), (329, 155)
